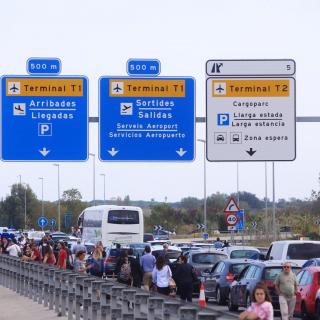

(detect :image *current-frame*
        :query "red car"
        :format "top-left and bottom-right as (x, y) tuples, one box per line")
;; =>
(295, 267), (320, 319)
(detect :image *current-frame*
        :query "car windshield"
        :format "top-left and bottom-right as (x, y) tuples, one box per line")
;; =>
(287, 243), (320, 260)
(230, 250), (259, 259)
(263, 267), (300, 280)
(152, 250), (181, 260)
(230, 263), (250, 274)
(192, 253), (226, 264)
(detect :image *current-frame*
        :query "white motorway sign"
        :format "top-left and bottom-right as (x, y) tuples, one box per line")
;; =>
(206, 59), (296, 161)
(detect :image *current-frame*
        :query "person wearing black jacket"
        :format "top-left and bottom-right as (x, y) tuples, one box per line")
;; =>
(128, 248), (142, 287)
(174, 255), (196, 302)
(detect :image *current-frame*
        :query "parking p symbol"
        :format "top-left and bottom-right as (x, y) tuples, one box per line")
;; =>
(38, 123), (52, 136)
(217, 114), (230, 126)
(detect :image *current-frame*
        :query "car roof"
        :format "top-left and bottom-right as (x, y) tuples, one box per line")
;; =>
(271, 240), (320, 244)
(220, 258), (256, 264)
(189, 249), (228, 256)
(303, 266), (320, 272)
(260, 260), (300, 268)
(151, 245), (181, 251)
(222, 246), (260, 251)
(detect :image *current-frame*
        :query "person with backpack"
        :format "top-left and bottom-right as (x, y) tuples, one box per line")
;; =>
(115, 250), (132, 286)
(128, 248), (142, 287)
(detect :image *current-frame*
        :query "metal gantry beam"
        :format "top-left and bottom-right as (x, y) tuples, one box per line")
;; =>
(89, 116), (320, 123)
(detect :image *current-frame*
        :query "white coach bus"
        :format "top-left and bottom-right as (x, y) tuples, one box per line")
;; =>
(78, 205), (144, 246)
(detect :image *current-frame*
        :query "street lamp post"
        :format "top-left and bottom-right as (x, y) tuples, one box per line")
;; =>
(89, 153), (96, 206)
(197, 139), (207, 233)
(38, 177), (44, 217)
(22, 183), (27, 230)
(100, 173), (106, 203)
(53, 164), (61, 231)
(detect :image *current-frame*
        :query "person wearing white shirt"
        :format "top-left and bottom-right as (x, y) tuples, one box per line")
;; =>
(6, 239), (21, 257)
(152, 256), (172, 295)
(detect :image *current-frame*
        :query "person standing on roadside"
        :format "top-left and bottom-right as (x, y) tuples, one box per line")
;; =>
(128, 248), (142, 287)
(274, 262), (298, 320)
(174, 255), (196, 302)
(140, 245), (156, 290)
(160, 243), (170, 265)
(214, 237), (223, 249)
(6, 238), (21, 257)
(152, 256), (172, 296)
(57, 241), (68, 269)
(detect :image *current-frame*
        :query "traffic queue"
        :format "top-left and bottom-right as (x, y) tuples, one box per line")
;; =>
(1, 230), (320, 319)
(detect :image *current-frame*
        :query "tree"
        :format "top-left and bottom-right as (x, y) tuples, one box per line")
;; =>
(61, 189), (87, 232)
(62, 188), (82, 202)
(0, 184), (39, 229)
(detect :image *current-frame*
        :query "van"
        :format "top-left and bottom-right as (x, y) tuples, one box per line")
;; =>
(266, 240), (320, 267)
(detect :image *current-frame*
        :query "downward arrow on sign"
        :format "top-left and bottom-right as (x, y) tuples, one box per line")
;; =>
(176, 148), (187, 157)
(39, 147), (50, 156)
(246, 148), (256, 156)
(108, 148), (119, 157)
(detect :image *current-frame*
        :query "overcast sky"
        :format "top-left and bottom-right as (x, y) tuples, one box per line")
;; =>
(0, 0), (319, 204)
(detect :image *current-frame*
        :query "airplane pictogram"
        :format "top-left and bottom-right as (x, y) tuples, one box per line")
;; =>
(8, 82), (21, 94)
(216, 84), (225, 93)
(113, 84), (122, 92)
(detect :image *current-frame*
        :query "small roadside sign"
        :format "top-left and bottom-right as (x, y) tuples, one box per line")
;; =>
(235, 209), (245, 231)
(203, 233), (209, 240)
(38, 216), (48, 229)
(226, 213), (238, 226)
(224, 196), (240, 213)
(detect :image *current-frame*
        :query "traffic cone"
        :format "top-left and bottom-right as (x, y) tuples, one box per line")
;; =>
(199, 282), (207, 308)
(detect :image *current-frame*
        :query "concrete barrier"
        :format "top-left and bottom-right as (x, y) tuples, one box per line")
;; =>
(0, 255), (230, 319)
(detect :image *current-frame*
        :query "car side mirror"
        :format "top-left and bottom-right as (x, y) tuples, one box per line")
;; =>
(259, 254), (266, 261)
(270, 256), (274, 260)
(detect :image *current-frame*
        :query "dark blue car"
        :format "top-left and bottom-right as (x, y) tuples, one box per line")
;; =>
(302, 258), (320, 268)
(228, 261), (301, 312)
(202, 259), (252, 304)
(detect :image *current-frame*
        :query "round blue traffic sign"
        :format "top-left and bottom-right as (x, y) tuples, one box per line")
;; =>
(50, 218), (56, 226)
(38, 216), (48, 228)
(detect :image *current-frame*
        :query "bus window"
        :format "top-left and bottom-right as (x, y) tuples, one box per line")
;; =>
(108, 210), (139, 224)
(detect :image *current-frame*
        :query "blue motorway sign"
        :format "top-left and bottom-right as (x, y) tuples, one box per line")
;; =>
(99, 77), (195, 161)
(1, 76), (88, 161)
(27, 58), (61, 75)
(38, 216), (48, 228)
(235, 209), (245, 231)
(127, 59), (160, 76)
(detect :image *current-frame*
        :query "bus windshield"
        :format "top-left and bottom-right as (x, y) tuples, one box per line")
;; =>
(108, 210), (139, 224)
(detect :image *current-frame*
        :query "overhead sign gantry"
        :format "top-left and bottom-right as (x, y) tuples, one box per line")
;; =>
(99, 59), (195, 161)
(206, 59), (296, 162)
(1, 58), (88, 161)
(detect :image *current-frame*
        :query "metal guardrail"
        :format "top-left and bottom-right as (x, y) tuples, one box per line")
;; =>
(0, 255), (231, 320)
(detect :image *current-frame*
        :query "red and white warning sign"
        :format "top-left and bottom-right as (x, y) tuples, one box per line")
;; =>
(223, 196), (240, 213)
(226, 213), (238, 226)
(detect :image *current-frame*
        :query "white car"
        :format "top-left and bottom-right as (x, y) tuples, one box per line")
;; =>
(218, 246), (261, 260)
(150, 245), (182, 263)
(266, 240), (320, 267)
(147, 240), (172, 246)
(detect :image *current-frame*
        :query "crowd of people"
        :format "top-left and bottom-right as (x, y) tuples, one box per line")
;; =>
(0, 235), (195, 301)
(0, 234), (298, 319)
